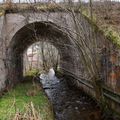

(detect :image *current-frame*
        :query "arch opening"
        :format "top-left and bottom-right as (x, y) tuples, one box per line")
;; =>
(23, 41), (60, 76)
(6, 21), (79, 86)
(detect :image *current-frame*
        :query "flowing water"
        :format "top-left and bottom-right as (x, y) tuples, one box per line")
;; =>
(39, 69), (102, 120)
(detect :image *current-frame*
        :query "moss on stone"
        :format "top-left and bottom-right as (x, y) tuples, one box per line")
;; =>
(82, 11), (120, 48)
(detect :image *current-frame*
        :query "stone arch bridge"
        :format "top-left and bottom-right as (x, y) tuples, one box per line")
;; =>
(0, 9), (120, 115)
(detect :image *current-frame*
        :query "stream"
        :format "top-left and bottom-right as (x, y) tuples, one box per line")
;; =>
(39, 71), (102, 120)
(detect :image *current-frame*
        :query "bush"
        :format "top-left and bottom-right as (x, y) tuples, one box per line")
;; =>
(104, 27), (120, 47)
(25, 69), (39, 77)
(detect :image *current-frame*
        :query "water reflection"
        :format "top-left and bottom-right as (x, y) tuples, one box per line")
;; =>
(40, 68), (55, 80)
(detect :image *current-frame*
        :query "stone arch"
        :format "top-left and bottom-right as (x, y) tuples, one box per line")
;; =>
(6, 21), (79, 86)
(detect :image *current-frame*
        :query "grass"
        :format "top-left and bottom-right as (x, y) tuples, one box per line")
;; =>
(81, 6), (120, 48)
(0, 80), (54, 120)
(25, 69), (39, 76)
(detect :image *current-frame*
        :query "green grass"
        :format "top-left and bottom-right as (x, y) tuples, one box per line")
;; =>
(0, 81), (54, 120)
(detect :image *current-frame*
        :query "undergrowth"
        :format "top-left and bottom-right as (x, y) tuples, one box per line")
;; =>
(0, 80), (54, 120)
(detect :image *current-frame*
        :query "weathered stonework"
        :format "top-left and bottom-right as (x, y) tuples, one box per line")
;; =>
(0, 10), (120, 115)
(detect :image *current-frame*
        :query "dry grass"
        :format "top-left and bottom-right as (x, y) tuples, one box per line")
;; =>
(13, 102), (42, 120)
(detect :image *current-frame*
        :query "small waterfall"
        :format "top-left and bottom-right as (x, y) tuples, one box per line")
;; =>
(48, 68), (55, 80)
(39, 68), (55, 80)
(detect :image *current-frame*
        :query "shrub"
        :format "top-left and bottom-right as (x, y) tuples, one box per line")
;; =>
(25, 69), (39, 77)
